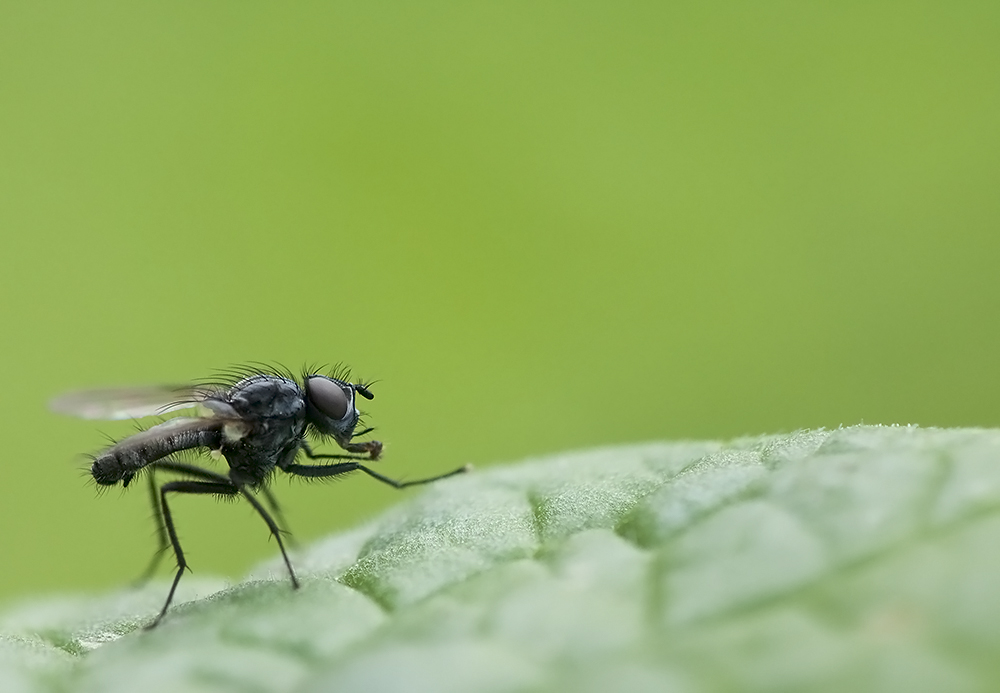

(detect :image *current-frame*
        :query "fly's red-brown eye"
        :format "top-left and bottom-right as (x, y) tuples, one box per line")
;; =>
(304, 376), (350, 421)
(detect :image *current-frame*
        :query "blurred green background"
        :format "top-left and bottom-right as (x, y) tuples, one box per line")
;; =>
(0, 1), (997, 604)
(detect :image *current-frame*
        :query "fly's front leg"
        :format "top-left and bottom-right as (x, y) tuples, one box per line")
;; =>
(302, 440), (382, 461)
(339, 439), (383, 459)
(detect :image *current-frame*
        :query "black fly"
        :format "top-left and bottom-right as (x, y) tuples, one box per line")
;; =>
(50, 365), (469, 629)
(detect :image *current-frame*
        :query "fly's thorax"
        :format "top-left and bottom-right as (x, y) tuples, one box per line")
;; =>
(211, 377), (307, 484)
(224, 375), (305, 419)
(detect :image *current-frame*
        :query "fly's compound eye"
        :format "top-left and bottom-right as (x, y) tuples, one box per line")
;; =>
(305, 376), (351, 421)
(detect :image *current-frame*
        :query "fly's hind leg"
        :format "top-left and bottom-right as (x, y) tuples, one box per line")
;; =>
(136, 460), (227, 584)
(134, 467), (169, 585)
(146, 478), (238, 629)
(139, 461), (299, 629)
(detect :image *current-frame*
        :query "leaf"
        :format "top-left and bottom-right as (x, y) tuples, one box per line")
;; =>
(4, 426), (1000, 692)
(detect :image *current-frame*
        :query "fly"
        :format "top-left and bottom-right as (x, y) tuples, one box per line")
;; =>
(50, 365), (469, 629)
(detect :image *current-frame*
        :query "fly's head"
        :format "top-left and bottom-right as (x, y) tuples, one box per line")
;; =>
(303, 374), (381, 458)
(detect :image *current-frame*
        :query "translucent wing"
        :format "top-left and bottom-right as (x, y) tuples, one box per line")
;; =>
(49, 384), (212, 421)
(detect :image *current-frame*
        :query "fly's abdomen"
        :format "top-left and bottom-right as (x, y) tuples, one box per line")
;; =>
(92, 418), (223, 486)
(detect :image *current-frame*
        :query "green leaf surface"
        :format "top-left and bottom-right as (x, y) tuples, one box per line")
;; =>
(4, 426), (1000, 692)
